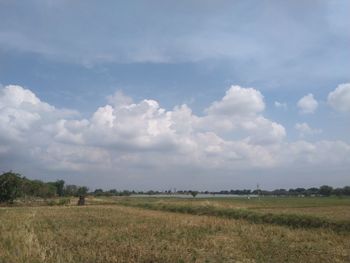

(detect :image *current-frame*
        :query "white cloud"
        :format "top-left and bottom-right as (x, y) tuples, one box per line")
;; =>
(107, 90), (133, 108)
(295, 122), (322, 137)
(0, 84), (349, 188)
(206, 85), (265, 116)
(297, 93), (318, 114)
(327, 83), (350, 112)
(202, 86), (285, 144)
(274, 101), (287, 110)
(0, 85), (54, 114)
(0, 85), (76, 143)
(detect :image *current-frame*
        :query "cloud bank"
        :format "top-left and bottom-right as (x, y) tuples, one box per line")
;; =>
(0, 84), (349, 189)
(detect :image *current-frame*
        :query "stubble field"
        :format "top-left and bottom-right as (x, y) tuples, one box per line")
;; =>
(0, 197), (349, 263)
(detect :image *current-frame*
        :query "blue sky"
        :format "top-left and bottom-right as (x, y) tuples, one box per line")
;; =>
(0, 1), (349, 190)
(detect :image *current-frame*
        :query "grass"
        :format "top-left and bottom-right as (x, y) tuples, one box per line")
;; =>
(122, 204), (350, 232)
(0, 197), (350, 262)
(114, 198), (350, 232)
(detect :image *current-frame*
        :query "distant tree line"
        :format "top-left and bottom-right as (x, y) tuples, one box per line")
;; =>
(177, 186), (350, 197)
(92, 188), (133, 197)
(1, 171), (350, 203)
(89, 186), (350, 197)
(207, 186), (350, 197)
(0, 172), (88, 203)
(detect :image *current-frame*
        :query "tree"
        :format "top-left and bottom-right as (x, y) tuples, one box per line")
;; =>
(52, 180), (65, 196)
(64, 185), (78, 196)
(190, 191), (198, 198)
(77, 186), (89, 196)
(93, 189), (104, 196)
(319, 185), (333, 196)
(333, 188), (344, 197)
(38, 183), (57, 198)
(108, 189), (118, 195)
(22, 179), (56, 198)
(306, 187), (319, 196)
(0, 172), (23, 203)
(272, 189), (288, 196)
(343, 186), (350, 196)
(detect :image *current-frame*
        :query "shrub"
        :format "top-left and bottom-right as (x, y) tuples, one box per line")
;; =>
(46, 200), (56, 206)
(58, 198), (70, 206)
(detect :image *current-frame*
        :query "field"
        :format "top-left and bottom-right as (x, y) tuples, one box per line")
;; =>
(1, 197), (350, 263)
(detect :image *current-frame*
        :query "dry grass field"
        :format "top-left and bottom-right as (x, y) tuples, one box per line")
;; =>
(0, 197), (350, 263)
(111, 196), (350, 222)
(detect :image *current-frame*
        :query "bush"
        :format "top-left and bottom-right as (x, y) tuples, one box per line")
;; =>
(58, 198), (70, 206)
(46, 198), (71, 206)
(46, 200), (56, 206)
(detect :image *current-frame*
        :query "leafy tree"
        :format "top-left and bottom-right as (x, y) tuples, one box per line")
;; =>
(108, 189), (118, 195)
(343, 186), (350, 196)
(94, 189), (104, 196)
(190, 191), (198, 198)
(0, 172), (23, 203)
(64, 185), (78, 196)
(23, 179), (43, 196)
(22, 179), (57, 198)
(306, 187), (319, 196)
(319, 185), (333, 196)
(52, 180), (65, 196)
(333, 188), (344, 197)
(40, 183), (57, 198)
(77, 186), (89, 196)
(295, 188), (306, 195)
(21, 177), (36, 196)
(272, 189), (288, 196)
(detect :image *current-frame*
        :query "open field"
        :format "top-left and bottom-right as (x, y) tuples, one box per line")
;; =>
(110, 196), (350, 222)
(1, 197), (350, 263)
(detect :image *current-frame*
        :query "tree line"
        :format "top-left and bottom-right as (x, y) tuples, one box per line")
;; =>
(93, 186), (350, 197)
(204, 186), (350, 197)
(1, 171), (350, 203)
(0, 171), (88, 203)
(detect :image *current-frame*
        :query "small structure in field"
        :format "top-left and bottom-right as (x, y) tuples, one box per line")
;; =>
(77, 195), (85, 206)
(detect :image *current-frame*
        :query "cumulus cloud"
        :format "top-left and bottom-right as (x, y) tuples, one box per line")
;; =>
(327, 83), (350, 112)
(206, 86), (265, 116)
(295, 122), (322, 137)
(0, 84), (349, 188)
(201, 86), (285, 144)
(0, 85), (76, 143)
(297, 93), (318, 114)
(1, 84), (280, 176)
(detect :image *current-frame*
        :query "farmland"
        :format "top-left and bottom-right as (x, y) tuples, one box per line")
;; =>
(1, 197), (350, 263)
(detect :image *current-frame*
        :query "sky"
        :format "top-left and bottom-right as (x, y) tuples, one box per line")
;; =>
(0, 0), (349, 190)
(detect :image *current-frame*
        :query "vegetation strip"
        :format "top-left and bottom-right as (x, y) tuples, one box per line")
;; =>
(118, 202), (350, 233)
